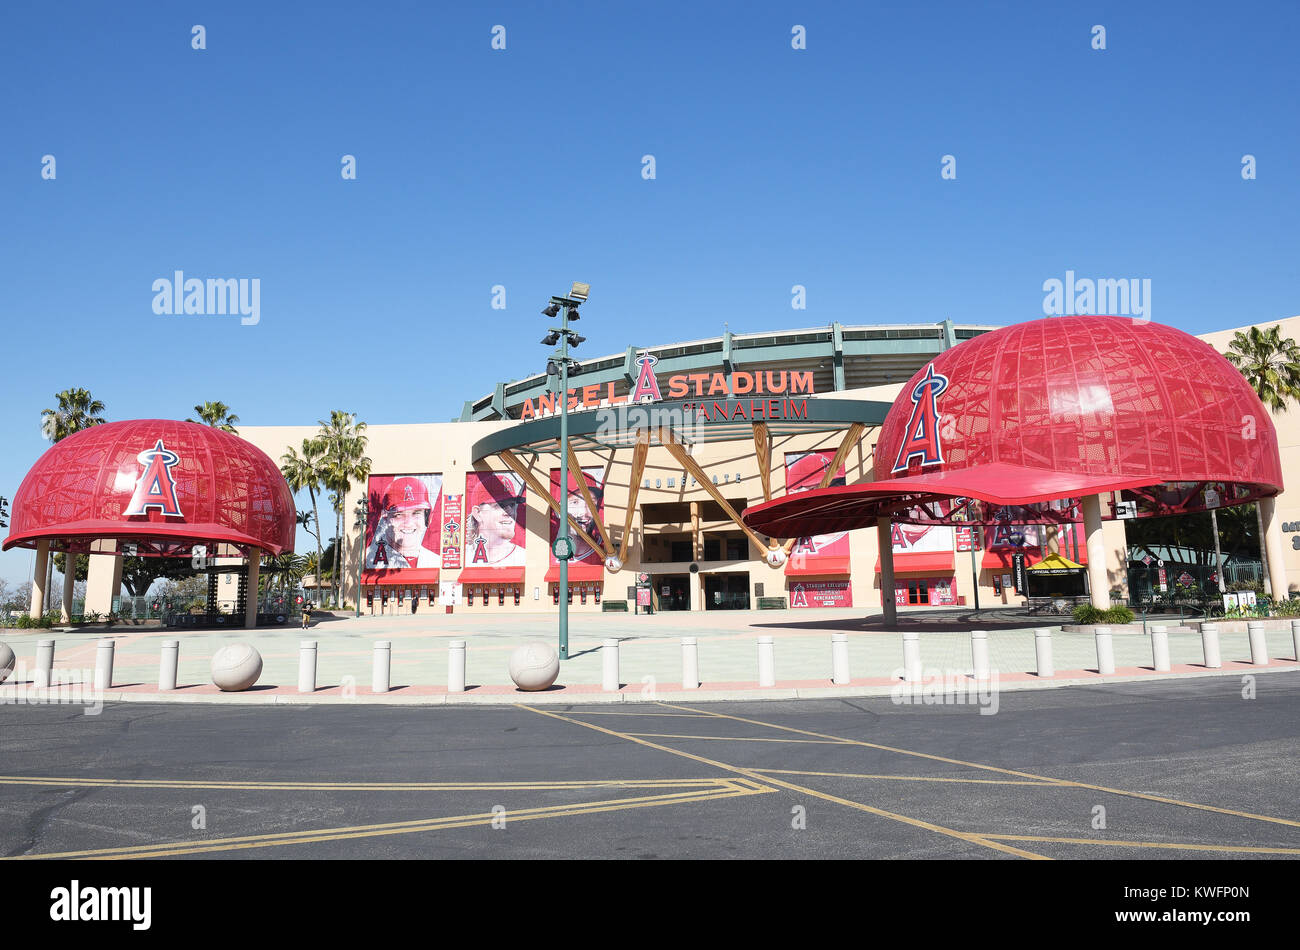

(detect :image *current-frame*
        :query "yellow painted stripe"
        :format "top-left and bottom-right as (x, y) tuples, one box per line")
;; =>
(0, 775), (731, 793)
(519, 704), (1050, 860)
(662, 702), (1300, 830)
(752, 769), (1061, 787)
(625, 733), (849, 745)
(981, 834), (1300, 855)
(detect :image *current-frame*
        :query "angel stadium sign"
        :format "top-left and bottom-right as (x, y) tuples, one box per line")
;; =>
(519, 352), (815, 420)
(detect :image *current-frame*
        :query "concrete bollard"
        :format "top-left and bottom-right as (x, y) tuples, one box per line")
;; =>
(158, 640), (179, 691)
(35, 639), (55, 689)
(757, 636), (775, 687)
(902, 630), (922, 683)
(298, 640), (317, 693)
(1034, 628), (1054, 678)
(970, 630), (990, 681)
(94, 639), (115, 690)
(1292, 620), (1300, 663)
(602, 639), (620, 692)
(1247, 621), (1268, 666)
(1094, 626), (1115, 675)
(372, 640), (391, 693)
(1200, 622), (1222, 669)
(1149, 624), (1171, 672)
(831, 632), (850, 685)
(681, 637), (699, 689)
(448, 640), (466, 693)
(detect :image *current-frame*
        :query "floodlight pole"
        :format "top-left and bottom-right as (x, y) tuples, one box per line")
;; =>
(558, 303), (571, 660)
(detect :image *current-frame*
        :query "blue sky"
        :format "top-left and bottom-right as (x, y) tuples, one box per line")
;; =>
(2, 1), (1297, 585)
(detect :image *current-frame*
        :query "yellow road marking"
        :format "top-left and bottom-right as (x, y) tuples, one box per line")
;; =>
(556, 711), (713, 718)
(519, 704), (1050, 860)
(661, 702), (1300, 830)
(752, 769), (1061, 787)
(8, 781), (773, 860)
(0, 775), (730, 793)
(625, 733), (849, 745)
(980, 834), (1300, 855)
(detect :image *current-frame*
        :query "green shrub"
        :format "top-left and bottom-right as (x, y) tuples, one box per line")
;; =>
(15, 613), (33, 629)
(1071, 604), (1106, 624)
(1103, 605), (1135, 624)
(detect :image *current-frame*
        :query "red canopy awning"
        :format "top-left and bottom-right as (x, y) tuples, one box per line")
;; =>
(458, 567), (525, 583)
(362, 569), (439, 586)
(545, 562), (604, 582)
(875, 552), (954, 574)
(786, 556), (851, 576)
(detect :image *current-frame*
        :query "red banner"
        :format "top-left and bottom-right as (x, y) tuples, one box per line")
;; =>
(789, 580), (852, 608)
(364, 474), (443, 572)
(441, 494), (463, 569)
(550, 467), (606, 566)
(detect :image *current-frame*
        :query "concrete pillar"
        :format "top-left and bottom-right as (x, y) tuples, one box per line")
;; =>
(689, 569), (703, 613)
(681, 637), (700, 689)
(690, 501), (702, 561)
(1082, 495), (1109, 609)
(372, 641), (391, 693)
(830, 633), (850, 685)
(1149, 624), (1171, 672)
(30, 541), (49, 617)
(1259, 496), (1290, 602)
(245, 547), (261, 628)
(85, 540), (121, 616)
(757, 635), (775, 687)
(1094, 626), (1115, 675)
(159, 640), (179, 690)
(448, 640), (466, 692)
(602, 639), (620, 691)
(877, 517), (897, 626)
(901, 630), (922, 682)
(970, 630), (990, 680)
(1200, 622), (1222, 669)
(1034, 628), (1054, 677)
(61, 558), (75, 624)
(1246, 621), (1268, 666)
(298, 640), (318, 692)
(94, 639), (115, 690)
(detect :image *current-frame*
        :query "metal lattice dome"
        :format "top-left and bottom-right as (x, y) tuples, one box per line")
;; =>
(4, 419), (296, 556)
(745, 316), (1284, 536)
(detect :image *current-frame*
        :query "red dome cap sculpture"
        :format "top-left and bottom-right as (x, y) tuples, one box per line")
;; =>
(4, 419), (296, 557)
(745, 316), (1284, 537)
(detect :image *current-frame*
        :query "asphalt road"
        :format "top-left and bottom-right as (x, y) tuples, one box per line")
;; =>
(1, 674), (1298, 860)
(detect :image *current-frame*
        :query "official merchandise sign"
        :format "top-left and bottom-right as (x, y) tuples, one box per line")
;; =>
(1012, 553), (1027, 594)
(790, 580), (852, 608)
(955, 526), (973, 552)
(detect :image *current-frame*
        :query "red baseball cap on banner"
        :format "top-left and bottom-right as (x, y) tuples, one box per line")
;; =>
(382, 476), (432, 512)
(468, 472), (526, 508)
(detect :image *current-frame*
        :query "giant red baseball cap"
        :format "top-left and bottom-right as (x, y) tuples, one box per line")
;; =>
(382, 476), (432, 512)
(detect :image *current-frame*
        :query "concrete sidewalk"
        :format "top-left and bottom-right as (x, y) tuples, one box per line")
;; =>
(2, 608), (1297, 705)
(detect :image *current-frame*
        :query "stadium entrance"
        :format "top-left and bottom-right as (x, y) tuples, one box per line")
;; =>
(704, 573), (751, 610)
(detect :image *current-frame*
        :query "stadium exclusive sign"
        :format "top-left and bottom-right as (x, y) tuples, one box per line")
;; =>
(517, 353), (816, 420)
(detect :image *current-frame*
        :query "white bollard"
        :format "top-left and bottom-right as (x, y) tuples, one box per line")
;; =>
(94, 639), (115, 690)
(902, 630), (922, 683)
(757, 636), (775, 687)
(1247, 621), (1268, 666)
(1292, 620), (1300, 663)
(34, 639), (55, 689)
(970, 630), (990, 681)
(1200, 622), (1222, 669)
(1094, 626), (1115, 675)
(372, 640), (391, 693)
(447, 640), (466, 693)
(681, 637), (699, 689)
(1034, 628), (1054, 678)
(602, 639), (621, 692)
(831, 632), (850, 685)
(1149, 624), (1171, 672)
(158, 640), (179, 691)
(298, 640), (317, 693)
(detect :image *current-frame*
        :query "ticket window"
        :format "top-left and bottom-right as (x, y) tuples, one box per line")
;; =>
(467, 586), (476, 607)
(366, 588), (375, 614)
(580, 585), (588, 605)
(513, 585), (520, 605)
(381, 589), (390, 612)
(496, 587), (505, 606)
(594, 583), (602, 605)
(427, 587), (435, 606)
(552, 584), (559, 605)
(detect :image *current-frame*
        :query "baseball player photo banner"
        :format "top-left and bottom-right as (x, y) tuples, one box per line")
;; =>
(891, 523), (955, 554)
(784, 451), (850, 563)
(549, 468), (606, 566)
(464, 471), (527, 567)
(364, 475), (444, 581)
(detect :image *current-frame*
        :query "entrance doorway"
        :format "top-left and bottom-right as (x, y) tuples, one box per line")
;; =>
(656, 574), (691, 611)
(704, 573), (751, 610)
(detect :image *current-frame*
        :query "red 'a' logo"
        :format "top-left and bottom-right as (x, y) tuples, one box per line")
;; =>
(892, 364), (950, 474)
(791, 584), (808, 608)
(125, 440), (185, 517)
(631, 353), (662, 402)
(471, 536), (488, 564)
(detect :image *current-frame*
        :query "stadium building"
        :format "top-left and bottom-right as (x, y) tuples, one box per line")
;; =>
(11, 316), (1299, 619)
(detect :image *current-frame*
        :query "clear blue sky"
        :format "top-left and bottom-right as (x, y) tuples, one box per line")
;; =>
(2, 1), (1297, 585)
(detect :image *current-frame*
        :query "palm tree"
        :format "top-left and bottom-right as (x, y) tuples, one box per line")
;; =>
(1225, 324), (1300, 596)
(316, 412), (371, 607)
(41, 388), (106, 443)
(187, 401), (240, 433)
(281, 440), (326, 600)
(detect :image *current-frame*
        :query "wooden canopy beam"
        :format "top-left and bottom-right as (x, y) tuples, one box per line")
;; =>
(498, 450), (605, 561)
(617, 432), (651, 563)
(565, 444), (616, 558)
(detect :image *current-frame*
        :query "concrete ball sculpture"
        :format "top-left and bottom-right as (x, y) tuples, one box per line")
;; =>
(508, 642), (560, 691)
(210, 642), (263, 691)
(0, 642), (14, 685)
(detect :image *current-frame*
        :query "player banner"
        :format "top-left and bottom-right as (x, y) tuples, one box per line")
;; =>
(891, 523), (954, 554)
(364, 475), (444, 581)
(464, 471), (527, 567)
(441, 494), (463, 569)
(550, 468), (606, 566)
(784, 451), (849, 568)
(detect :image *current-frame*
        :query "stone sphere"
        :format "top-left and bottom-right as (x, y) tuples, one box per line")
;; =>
(210, 642), (263, 691)
(508, 642), (560, 691)
(0, 642), (14, 685)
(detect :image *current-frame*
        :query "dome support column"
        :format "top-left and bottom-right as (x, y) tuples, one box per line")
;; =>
(245, 547), (261, 628)
(1082, 495), (1109, 609)
(877, 517), (897, 625)
(30, 541), (50, 617)
(1260, 496), (1290, 603)
(61, 560), (75, 623)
